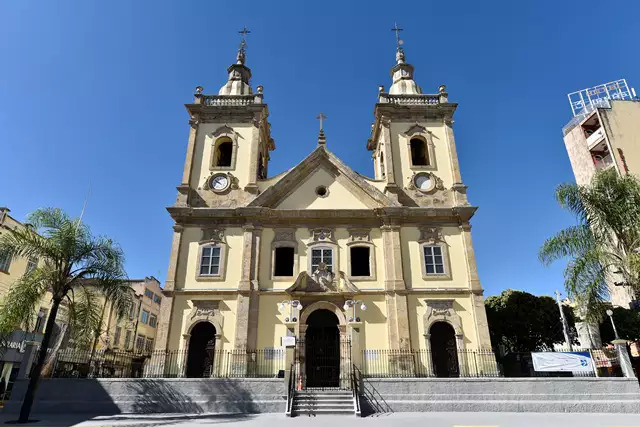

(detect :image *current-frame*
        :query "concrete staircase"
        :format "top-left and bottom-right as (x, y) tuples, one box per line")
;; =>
(292, 389), (355, 416)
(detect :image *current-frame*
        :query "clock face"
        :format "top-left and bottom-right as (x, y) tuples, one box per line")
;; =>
(414, 174), (432, 191)
(210, 175), (229, 192)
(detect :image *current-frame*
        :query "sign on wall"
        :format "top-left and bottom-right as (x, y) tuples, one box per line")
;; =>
(531, 351), (594, 372)
(567, 79), (631, 117)
(281, 336), (296, 348)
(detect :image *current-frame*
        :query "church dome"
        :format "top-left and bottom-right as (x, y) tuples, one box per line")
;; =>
(388, 48), (422, 95)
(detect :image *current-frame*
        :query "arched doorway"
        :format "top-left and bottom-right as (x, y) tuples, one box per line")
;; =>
(186, 322), (216, 378)
(305, 309), (340, 387)
(430, 321), (459, 378)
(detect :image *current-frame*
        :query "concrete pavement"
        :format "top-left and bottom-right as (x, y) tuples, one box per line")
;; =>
(1, 412), (640, 427)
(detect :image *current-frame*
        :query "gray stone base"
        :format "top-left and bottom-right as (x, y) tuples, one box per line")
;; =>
(3, 378), (286, 415)
(359, 378), (640, 414)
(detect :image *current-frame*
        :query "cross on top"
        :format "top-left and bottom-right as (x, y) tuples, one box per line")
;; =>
(391, 22), (403, 48)
(316, 113), (327, 131)
(239, 26), (251, 39)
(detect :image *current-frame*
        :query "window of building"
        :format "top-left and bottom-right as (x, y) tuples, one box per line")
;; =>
(274, 246), (295, 277)
(34, 308), (48, 333)
(153, 294), (161, 305)
(26, 257), (38, 274)
(311, 248), (333, 273)
(124, 330), (132, 349)
(200, 245), (221, 276)
(0, 250), (12, 273)
(114, 326), (121, 346)
(410, 138), (429, 166)
(149, 314), (157, 328)
(136, 334), (145, 351)
(144, 288), (154, 299)
(350, 246), (371, 277)
(141, 310), (149, 324)
(129, 302), (137, 320)
(423, 245), (445, 275)
(379, 153), (386, 179)
(213, 138), (233, 167)
(145, 338), (154, 353)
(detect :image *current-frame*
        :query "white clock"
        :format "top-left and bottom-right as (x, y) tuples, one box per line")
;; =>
(414, 173), (433, 192)
(210, 174), (230, 192)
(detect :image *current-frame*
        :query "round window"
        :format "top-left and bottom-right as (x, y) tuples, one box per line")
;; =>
(413, 173), (435, 192)
(315, 185), (328, 197)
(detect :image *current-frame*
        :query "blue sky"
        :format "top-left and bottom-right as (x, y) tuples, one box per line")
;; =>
(1, 1), (639, 298)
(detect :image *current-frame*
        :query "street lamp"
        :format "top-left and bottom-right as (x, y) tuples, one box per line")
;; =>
(278, 300), (303, 323)
(606, 309), (620, 340)
(343, 300), (367, 322)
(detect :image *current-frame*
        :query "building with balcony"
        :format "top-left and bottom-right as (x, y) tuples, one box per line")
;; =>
(562, 98), (640, 307)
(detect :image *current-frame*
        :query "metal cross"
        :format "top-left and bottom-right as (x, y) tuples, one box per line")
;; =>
(316, 113), (327, 131)
(238, 26), (251, 39)
(391, 22), (403, 48)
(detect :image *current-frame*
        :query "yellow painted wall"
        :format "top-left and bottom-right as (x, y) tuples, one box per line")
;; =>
(256, 294), (289, 348)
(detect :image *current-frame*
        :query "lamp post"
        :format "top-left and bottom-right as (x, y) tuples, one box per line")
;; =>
(606, 309), (620, 340)
(343, 300), (367, 322)
(278, 300), (303, 323)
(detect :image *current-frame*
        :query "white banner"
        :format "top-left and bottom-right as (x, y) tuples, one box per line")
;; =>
(532, 351), (593, 372)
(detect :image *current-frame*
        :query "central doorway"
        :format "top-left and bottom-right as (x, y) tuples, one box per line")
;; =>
(305, 309), (340, 387)
(186, 322), (216, 378)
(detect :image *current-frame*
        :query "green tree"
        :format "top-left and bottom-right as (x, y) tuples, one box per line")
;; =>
(0, 208), (132, 422)
(599, 306), (640, 343)
(485, 289), (577, 352)
(539, 169), (640, 321)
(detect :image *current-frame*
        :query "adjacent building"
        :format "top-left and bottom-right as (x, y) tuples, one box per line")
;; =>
(156, 34), (493, 384)
(562, 80), (640, 307)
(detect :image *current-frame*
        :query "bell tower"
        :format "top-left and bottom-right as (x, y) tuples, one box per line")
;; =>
(177, 28), (275, 208)
(367, 27), (468, 207)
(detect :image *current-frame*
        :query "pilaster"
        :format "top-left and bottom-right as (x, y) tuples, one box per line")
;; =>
(244, 117), (261, 194)
(444, 118), (469, 206)
(381, 224), (411, 350)
(380, 119), (398, 191)
(155, 224), (183, 351)
(177, 120), (199, 206)
(234, 225), (262, 349)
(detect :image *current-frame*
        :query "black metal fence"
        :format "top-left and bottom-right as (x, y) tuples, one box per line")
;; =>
(361, 348), (500, 378)
(36, 347), (286, 379)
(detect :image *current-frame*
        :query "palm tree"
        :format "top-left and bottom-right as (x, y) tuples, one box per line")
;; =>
(539, 169), (640, 322)
(0, 208), (132, 422)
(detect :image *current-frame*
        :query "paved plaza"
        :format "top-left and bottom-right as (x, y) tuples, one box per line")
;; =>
(1, 412), (640, 427)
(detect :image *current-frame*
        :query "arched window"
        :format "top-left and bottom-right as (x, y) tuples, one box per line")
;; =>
(410, 138), (429, 166)
(213, 138), (233, 167)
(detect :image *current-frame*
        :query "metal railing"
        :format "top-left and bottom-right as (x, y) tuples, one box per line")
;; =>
(361, 348), (500, 378)
(34, 347), (285, 379)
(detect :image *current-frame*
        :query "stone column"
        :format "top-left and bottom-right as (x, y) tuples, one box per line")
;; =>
(234, 225), (262, 349)
(380, 119), (398, 192)
(613, 340), (636, 378)
(244, 117), (261, 194)
(381, 225), (412, 351)
(422, 334), (435, 376)
(177, 119), (199, 206)
(444, 118), (469, 206)
(155, 224), (184, 352)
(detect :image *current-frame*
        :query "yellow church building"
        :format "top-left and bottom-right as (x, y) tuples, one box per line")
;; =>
(155, 33), (493, 386)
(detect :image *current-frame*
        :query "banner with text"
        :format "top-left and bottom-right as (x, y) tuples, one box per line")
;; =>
(531, 352), (593, 372)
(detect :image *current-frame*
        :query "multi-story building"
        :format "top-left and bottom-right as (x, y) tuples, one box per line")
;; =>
(156, 32), (493, 383)
(562, 80), (640, 307)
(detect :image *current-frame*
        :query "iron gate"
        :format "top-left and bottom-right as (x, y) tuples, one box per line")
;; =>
(295, 337), (351, 389)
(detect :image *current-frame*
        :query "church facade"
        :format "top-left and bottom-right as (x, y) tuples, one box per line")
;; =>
(155, 35), (492, 383)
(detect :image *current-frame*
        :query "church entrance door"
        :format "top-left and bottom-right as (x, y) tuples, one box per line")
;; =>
(303, 309), (343, 388)
(186, 322), (216, 378)
(430, 321), (459, 378)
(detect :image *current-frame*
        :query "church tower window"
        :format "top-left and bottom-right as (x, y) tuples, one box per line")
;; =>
(423, 245), (445, 275)
(199, 245), (221, 276)
(213, 138), (233, 167)
(410, 138), (429, 166)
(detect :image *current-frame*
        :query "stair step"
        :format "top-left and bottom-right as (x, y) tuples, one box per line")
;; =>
(294, 409), (355, 416)
(296, 398), (353, 403)
(294, 402), (354, 408)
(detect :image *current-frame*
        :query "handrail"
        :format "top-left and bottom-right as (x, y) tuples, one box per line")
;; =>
(285, 362), (295, 416)
(351, 364), (362, 417)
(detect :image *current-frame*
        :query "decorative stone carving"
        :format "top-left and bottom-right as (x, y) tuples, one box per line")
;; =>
(311, 228), (334, 242)
(403, 123), (428, 136)
(211, 125), (237, 139)
(202, 228), (224, 242)
(189, 300), (221, 320)
(419, 226), (444, 243)
(311, 262), (334, 291)
(423, 299), (463, 336)
(349, 228), (370, 242)
(274, 229), (296, 242)
(406, 172), (445, 194)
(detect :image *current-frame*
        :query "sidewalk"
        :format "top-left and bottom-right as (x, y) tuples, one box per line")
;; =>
(1, 412), (640, 427)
